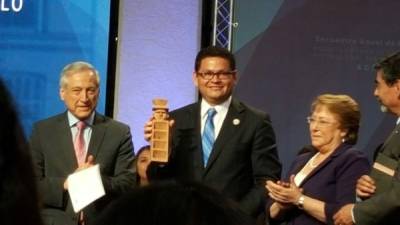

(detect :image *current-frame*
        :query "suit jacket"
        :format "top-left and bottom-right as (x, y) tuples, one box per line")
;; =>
(268, 144), (370, 225)
(149, 98), (281, 217)
(354, 124), (400, 225)
(30, 112), (136, 225)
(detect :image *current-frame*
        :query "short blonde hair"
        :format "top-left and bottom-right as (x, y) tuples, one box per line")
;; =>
(311, 94), (360, 144)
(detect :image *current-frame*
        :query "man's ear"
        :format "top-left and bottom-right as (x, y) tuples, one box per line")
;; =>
(340, 129), (348, 139)
(232, 71), (238, 84)
(59, 88), (65, 101)
(192, 72), (198, 87)
(394, 80), (400, 98)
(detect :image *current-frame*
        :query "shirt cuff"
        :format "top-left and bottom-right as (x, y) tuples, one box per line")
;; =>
(351, 205), (355, 223)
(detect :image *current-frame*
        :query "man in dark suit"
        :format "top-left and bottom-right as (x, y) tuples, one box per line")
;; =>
(30, 61), (135, 225)
(145, 46), (281, 218)
(333, 52), (400, 225)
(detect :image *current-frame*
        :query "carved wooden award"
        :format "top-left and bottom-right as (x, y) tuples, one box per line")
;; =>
(150, 98), (170, 162)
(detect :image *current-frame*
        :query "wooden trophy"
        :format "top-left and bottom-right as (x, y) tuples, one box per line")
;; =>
(150, 98), (170, 162)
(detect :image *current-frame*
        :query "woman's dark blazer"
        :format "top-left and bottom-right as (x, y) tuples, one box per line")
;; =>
(268, 143), (370, 225)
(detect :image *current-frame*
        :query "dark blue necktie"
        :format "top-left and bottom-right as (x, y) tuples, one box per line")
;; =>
(202, 108), (217, 167)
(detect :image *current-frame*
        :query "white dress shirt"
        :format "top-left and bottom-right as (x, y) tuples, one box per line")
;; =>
(68, 111), (95, 153)
(200, 96), (232, 139)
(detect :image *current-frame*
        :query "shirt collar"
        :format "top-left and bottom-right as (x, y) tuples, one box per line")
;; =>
(68, 111), (95, 127)
(201, 96), (232, 119)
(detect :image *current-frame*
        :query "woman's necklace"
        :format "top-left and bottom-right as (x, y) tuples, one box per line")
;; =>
(308, 152), (320, 168)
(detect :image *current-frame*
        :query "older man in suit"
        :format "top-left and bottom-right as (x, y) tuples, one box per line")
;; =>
(145, 46), (282, 218)
(30, 61), (135, 225)
(333, 52), (400, 225)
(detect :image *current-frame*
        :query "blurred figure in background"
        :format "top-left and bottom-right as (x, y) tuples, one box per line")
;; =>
(135, 145), (151, 186)
(94, 181), (255, 225)
(0, 78), (43, 225)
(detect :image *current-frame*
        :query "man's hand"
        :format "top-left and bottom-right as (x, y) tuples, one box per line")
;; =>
(63, 155), (95, 190)
(63, 179), (68, 190)
(144, 117), (154, 142)
(333, 204), (355, 225)
(356, 175), (375, 199)
(76, 155), (95, 172)
(144, 117), (174, 142)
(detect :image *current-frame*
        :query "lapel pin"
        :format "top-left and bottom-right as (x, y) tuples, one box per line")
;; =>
(233, 118), (240, 125)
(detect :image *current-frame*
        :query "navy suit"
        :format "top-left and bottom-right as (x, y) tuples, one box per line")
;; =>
(269, 144), (370, 225)
(30, 112), (136, 225)
(149, 98), (281, 217)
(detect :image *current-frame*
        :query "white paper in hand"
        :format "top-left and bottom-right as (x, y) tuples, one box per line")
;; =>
(67, 164), (105, 212)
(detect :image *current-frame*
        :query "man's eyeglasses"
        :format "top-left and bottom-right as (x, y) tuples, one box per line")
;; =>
(196, 71), (236, 80)
(306, 116), (337, 127)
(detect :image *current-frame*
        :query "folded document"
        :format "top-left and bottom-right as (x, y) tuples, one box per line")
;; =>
(67, 164), (105, 212)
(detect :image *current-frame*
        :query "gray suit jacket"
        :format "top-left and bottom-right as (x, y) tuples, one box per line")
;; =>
(149, 98), (282, 217)
(354, 124), (400, 225)
(30, 112), (136, 225)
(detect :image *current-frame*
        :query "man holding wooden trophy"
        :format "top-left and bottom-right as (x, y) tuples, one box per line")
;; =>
(144, 47), (281, 219)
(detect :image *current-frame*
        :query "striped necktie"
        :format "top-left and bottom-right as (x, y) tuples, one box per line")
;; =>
(74, 121), (87, 166)
(202, 108), (217, 167)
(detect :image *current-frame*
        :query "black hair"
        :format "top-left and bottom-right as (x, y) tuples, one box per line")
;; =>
(194, 46), (236, 72)
(374, 51), (400, 86)
(135, 145), (150, 185)
(136, 145), (150, 157)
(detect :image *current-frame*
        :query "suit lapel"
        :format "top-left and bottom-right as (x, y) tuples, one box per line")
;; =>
(87, 113), (107, 159)
(298, 155), (333, 187)
(298, 144), (350, 187)
(380, 123), (400, 159)
(204, 99), (244, 173)
(190, 103), (206, 176)
(57, 113), (79, 171)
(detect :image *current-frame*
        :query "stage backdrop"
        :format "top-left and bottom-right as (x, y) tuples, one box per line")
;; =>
(0, 0), (112, 135)
(232, 0), (400, 172)
(115, 0), (201, 150)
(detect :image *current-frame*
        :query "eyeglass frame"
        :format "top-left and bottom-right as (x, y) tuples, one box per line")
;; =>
(306, 116), (338, 127)
(196, 70), (237, 80)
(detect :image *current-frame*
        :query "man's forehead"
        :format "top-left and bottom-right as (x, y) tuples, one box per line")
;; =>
(65, 81), (99, 89)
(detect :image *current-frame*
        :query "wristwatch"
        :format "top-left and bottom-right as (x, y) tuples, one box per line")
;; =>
(297, 195), (305, 209)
